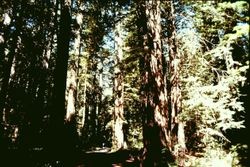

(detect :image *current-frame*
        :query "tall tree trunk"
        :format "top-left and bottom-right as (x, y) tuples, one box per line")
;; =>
(80, 51), (89, 135)
(0, 3), (21, 147)
(65, 9), (83, 123)
(74, 8), (84, 128)
(88, 71), (98, 144)
(167, 0), (186, 165)
(113, 22), (126, 150)
(81, 75), (87, 130)
(0, 1), (20, 116)
(139, 0), (169, 166)
(49, 0), (72, 158)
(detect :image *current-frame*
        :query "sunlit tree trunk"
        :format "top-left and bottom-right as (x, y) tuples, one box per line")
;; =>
(65, 9), (83, 123)
(167, 0), (186, 165)
(139, 0), (169, 166)
(79, 53), (89, 135)
(74, 6), (84, 136)
(66, 66), (77, 122)
(112, 22), (126, 150)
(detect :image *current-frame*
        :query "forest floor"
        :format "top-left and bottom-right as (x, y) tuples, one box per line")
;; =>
(1, 148), (142, 167)
(75, 148), (142, 167)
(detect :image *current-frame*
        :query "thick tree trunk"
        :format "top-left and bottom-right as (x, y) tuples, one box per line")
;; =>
(113, 22), (126, 150)
(66, 67), (77, 122)
(74, 11), (84, 135)
(49, 0), (72, 158)
(139, 0), (169, 166)
(65, 10), (82, 123)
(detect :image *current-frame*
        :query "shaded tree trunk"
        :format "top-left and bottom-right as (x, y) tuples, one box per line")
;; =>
(49, 0), (73, 159)
(0, 2), (21, 120)
(0, 2), (23, 150)
(0, 3), (22, 149)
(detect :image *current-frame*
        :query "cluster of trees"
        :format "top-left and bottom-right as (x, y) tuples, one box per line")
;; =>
(0, 0), (248, 166)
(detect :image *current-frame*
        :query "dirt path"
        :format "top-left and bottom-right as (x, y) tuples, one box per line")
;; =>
(1, 148), (142, 167)
(75, 149), (141, 167)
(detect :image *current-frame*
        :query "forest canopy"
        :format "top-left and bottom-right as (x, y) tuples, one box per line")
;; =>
(0, 0), (249, 166)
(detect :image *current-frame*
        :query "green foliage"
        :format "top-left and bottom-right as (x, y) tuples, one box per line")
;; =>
(178, 0), (249, 165)
(106, 3), (144, 149)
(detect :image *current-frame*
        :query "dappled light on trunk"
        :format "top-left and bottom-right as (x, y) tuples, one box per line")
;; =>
(113, 21), (126, 151)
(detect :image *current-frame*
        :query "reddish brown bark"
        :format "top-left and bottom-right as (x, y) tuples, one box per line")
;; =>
(139, 0), (169, 166)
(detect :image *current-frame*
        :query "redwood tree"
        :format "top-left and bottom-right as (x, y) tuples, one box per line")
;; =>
(48, 0), (73, 159)
(139, 0), (169, 166)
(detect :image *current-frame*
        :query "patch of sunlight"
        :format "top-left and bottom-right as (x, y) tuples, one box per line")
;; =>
(103, 88), (112, 96)
(210, 157), (232, 167)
